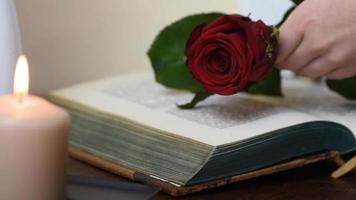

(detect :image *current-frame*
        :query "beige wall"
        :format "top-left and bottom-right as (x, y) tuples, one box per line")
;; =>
(15, 0), (238, 94)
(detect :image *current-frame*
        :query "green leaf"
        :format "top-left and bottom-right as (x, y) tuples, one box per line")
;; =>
(178, 91), (212, 109)
(292, 0), (304, 5)
(148, 13), (223, 93)
(326, 77), (356, 100)
(247, 68), (283, 97)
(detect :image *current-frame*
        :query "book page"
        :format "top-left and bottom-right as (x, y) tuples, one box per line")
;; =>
(52, 73), (321, 146)
(267, 78), (356, 136)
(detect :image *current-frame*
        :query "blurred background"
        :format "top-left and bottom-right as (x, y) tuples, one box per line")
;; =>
(11, 0), (292, 94)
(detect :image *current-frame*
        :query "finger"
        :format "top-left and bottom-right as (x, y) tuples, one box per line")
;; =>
(278, 36), (322, 72)
(326, 66), (356, 80)
(276, 13), (304, 66)
(298, 57), (339, 79)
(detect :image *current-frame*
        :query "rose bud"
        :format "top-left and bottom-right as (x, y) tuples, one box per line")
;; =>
(185, 14), (278, 95)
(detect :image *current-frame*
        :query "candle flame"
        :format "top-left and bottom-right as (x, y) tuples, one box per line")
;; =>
(14, 55), (29, 100)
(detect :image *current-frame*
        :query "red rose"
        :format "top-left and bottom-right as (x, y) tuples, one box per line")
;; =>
(186, 14), (278, 95)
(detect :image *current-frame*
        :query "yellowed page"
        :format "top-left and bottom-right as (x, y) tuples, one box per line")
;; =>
(51, 73), (321, 146)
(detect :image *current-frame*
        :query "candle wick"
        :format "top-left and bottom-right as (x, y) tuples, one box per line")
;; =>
(17, 94), (24, 104)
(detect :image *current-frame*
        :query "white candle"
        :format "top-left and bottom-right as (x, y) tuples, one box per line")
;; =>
(0, 55), (70, 200)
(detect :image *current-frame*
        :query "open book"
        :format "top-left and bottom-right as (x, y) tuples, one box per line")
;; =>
(50, 73), (356, 193)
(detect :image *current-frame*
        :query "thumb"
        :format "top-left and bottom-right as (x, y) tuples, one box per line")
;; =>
(276, 11), (304, 66)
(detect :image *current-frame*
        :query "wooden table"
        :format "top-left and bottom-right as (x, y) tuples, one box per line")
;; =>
(67, 157), (356, 200)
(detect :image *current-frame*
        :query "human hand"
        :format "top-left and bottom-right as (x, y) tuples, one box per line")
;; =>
(276, 0), (356, 80)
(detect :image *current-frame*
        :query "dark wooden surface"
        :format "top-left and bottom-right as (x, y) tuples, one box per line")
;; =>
(67, 157), (356, 200)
